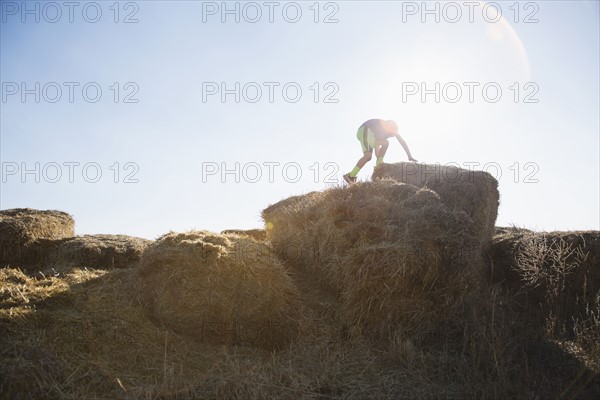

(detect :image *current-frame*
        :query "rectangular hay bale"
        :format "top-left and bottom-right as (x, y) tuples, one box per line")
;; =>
(373, 162), (499, 247)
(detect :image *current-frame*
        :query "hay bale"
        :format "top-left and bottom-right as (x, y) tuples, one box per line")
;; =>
(487, 227), (533, 287)
(51, 234), (151, 271)
(372, 162), (499, 246)
(488, 229), (600, 335)
(221, 229), (267, 242)
(8, 234), (151, 274)
(135, 231), (301, 349)
(263, 181), (483, 341)
(0, 208), (74, 267)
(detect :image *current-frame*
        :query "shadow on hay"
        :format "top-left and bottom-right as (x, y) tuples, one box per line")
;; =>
(0, 268), (301, 399)
(1, 235), (152, 277)
(1, 268), (599, 398)
(487, 228), (600, 338)
(0, 270), (116, 399)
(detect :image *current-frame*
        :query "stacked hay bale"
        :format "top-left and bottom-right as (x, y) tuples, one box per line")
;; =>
(0, 209), (151, 273)
(489, 228), (600, 335)
(135, 231), (301, 349)
(263, 181), (484, 341)
(0, 208), (74, 268)
(487, 227), (533, 287)
(46, 234), (152, 271)
(373, 162), (499, 246)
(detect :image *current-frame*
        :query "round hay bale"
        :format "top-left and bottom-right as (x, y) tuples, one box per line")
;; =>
(372, 162), (499, 247)
(263, 181), (483, 342)
(135, 231), (301, 349)
(0, 208), (74, 267)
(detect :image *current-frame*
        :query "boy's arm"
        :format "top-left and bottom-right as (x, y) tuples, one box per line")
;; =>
(395, 133), (417, 162)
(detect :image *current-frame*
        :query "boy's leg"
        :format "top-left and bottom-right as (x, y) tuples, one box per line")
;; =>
(375, 140), (389, 166)
(349, 151), (373, 177)
(344, 127), (374, 183)
(348, 127), (374, 177)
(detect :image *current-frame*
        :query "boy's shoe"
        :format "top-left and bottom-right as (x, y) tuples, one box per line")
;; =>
(343, 173), (357, 185)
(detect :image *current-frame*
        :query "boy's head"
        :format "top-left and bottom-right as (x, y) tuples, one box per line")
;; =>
(385, 120), (398, 133)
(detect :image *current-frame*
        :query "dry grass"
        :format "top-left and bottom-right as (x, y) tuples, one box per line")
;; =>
(134, 231), (301, 349)
(373, 162), (499, 246)
(263, 180), (484, 342)
(1, 263), (597, 399)
(0, 267), (250, 399)
(0, 262), (436, 399)
(1, 266), (456, 399)
(0, 208), (74, 268)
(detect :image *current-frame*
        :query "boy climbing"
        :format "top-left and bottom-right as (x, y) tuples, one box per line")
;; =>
(343, 119), (417, 185)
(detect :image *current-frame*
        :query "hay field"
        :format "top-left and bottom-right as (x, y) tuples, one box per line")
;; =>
(1, 176), (599, 399)
(1, 242), (597, 399)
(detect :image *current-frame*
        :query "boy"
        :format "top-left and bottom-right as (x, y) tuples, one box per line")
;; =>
(343, 119), (417, 184)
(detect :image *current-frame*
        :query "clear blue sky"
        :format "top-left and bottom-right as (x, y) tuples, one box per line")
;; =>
(1, 1), (598, 239)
